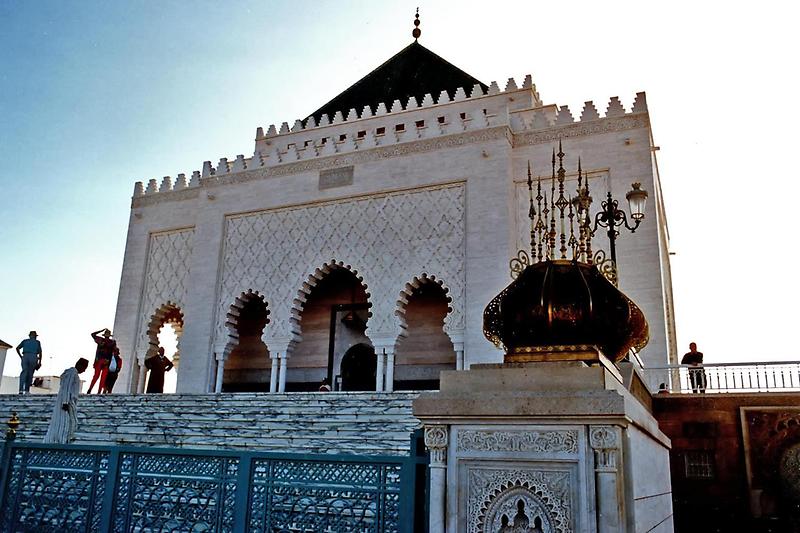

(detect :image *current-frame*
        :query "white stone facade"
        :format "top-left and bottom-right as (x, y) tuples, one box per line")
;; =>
(112, 75), (676, 393)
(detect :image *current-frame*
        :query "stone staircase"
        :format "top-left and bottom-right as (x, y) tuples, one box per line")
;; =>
(0, 392), (422, 456)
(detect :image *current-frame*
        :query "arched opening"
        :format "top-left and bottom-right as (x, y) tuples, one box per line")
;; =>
(394, 280), (454, 390)
(290, 265), (371, 391)
(340, 343), (377, 391)
(223, 292), (270, 392)
(156, 323), (179, 394)
(141, 303), (183, 394)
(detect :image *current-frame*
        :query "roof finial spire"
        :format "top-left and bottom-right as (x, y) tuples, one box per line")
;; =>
(412, 8), (421, 41)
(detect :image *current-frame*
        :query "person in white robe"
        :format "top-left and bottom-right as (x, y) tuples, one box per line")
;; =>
(43, 358), (89, 444)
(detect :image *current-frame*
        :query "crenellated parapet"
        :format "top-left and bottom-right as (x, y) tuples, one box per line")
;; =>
(131, 78), (650, 206)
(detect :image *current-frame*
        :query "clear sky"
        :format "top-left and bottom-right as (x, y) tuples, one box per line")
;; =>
(1, 0), (798, 378)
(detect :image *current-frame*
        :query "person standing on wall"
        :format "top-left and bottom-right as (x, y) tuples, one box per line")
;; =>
(103, 347), (123, 393)
(681, 342), (707, 393)
(15, 330), (42, 394)
(144, 347), (173, 393)
(87, 328), (116, 394)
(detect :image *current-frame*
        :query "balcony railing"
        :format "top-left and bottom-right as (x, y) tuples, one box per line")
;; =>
(642, 361), (800, 393)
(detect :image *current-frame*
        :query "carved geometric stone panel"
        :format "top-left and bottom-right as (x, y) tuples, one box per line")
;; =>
(136, 228), (194, 360)
(214, 183), (466, 345)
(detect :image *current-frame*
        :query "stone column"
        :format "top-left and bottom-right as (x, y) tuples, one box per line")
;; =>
(384, 348), (396, 392)
(214, 355), (224, 393)
(371, 336), (397, 393)
(590, 425), (624, 533)
(375, 351), (386, 392)
(136, 360), (147, 394)
(424, 425), (448, 533)
(212, 341), (227, 393)
(265, 336), (295, 394)
(447, 330), (465, 370)
(278, 354), (288, 393)
(269, 353), (279, 393)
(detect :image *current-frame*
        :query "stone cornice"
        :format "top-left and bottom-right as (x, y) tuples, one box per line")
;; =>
(131, 188), (199, 208)
(512, 113), (650, 148)
(131, 126), (510, 208)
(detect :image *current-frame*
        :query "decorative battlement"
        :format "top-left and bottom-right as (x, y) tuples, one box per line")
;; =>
(131, 77), (649, 201)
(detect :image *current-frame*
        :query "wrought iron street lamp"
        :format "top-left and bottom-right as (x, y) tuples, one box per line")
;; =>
(590, 182), (649, 267)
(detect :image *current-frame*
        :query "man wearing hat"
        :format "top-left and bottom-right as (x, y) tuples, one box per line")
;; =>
(15, 331), (42, 394)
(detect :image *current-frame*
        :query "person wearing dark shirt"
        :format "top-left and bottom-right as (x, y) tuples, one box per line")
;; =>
(681, 342), (706, 393)
(103, 347), (123, 394)
(145, 347), (174, 393)
(15, 330), (42, 394)
(88, 328), (116, 394)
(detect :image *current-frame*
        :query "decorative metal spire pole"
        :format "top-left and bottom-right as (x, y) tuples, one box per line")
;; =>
(508, 142), (647, 287)
(412, 8), (421, 40)
(555, 140), (569, 259)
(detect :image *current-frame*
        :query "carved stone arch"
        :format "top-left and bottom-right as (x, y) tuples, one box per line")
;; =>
(395, 273), (453, 339)
(144, 301), (184, 361)
(223, 289), (271, 357)
(289, 259), (372, 340)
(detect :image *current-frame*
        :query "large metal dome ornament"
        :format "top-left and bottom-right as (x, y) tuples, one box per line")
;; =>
(483, 144), (649, 364)
(484, 259), (648, 363)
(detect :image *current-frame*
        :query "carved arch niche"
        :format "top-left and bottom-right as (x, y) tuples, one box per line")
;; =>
(289, 261), (372, 391)
(137, 302), (183, 393)
(222, 290), (271, 392)
(394, 274), (455, 390)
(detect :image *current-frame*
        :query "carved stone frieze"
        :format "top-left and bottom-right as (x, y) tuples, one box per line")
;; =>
(214, 183), (466, 344)
(512, 114), (649, 148)
(457, 429), (578, 455)
(468, 466), (573, 533)
(131, 188), (199, 208)
(131, 127), (510, 209)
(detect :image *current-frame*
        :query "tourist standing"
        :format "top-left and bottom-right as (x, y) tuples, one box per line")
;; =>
(145, 347), (173, 393)
(15, 330), (42, 394)
(87, 328), (116, 394)
(681, 342), (707, 393)
(43, 358), (89, 444)
(103, 347), (123, 393)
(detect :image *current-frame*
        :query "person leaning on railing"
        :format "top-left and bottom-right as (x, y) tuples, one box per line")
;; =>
(681, 342), (707, 393)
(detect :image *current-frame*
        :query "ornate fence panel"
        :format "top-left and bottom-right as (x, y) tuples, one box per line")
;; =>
(0, 438), (428, 533)
(0, 446), (108, 533)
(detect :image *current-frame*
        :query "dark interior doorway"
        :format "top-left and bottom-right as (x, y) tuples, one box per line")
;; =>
(340, 343), (376, 391)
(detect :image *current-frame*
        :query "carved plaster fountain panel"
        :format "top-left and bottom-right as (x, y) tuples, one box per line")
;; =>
(452, 426), (588, 533)
(461, 461), (577, 533)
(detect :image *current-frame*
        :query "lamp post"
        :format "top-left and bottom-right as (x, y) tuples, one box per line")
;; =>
(590, 182), (648, 267)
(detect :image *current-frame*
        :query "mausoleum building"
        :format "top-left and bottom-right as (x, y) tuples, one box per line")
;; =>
(111, 35), (676, 395)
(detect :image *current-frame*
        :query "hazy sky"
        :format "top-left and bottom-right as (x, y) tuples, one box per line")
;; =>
(1, 1), (798, 377)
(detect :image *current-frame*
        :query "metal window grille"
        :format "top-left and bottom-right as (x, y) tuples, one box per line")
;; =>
(684, 450), (715, 479)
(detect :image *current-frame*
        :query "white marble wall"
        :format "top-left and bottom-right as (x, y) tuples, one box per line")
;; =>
(114, 83), (674, 393)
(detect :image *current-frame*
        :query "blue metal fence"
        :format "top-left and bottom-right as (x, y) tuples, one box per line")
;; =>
(0, 435), (428, 533)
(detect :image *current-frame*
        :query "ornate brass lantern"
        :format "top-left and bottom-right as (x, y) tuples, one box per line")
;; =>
(483, 143), (649, 364)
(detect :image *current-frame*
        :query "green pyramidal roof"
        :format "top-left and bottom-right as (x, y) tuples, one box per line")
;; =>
(307, 41), (486, 125)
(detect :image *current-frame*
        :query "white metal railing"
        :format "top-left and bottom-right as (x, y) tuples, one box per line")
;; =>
(643, 361), (800, 393)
